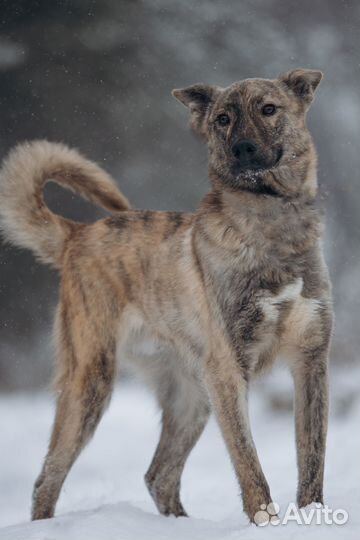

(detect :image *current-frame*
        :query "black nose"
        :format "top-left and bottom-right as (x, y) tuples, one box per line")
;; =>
(232, 140), (257, 160)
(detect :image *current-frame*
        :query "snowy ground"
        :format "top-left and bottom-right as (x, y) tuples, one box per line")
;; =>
(0, 369), (359, 540)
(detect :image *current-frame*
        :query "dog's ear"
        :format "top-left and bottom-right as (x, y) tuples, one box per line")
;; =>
(172, 84), (220, 138)
(279, 68), (323, 105)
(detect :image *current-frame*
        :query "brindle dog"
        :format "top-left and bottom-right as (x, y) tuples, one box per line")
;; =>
(0, 68), (332, 524)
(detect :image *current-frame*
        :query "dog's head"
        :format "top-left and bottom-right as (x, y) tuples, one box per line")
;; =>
(172, 69), (322, 198)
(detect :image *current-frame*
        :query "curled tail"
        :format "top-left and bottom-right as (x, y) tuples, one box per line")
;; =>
(0, 140), (129, 268)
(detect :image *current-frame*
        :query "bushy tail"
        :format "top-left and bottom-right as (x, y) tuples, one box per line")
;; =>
(0, 140), (129, 268)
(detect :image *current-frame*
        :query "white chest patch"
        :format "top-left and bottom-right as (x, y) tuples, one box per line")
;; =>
(259, 277), (322, 349)
(260, 278), (304, 323)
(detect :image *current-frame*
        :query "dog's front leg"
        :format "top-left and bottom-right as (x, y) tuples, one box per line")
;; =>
(292, 344), (330, 508)
(204, 344), (273, 523)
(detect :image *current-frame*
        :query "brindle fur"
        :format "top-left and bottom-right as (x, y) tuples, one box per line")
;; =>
(0, 68), (332, 524)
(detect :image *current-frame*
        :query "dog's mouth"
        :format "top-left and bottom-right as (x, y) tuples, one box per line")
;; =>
(235, 172), (280, 197)
(233, 147), (284, 196)
(211, 147), (286, 196)
(239, 175), (280, 196)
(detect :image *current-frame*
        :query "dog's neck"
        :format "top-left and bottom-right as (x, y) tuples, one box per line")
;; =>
(196, 179), (323, 265)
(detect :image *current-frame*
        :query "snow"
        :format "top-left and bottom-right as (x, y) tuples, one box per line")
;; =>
(0, 373), (359, 540)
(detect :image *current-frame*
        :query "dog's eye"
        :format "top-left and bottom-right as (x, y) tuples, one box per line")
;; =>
(262, 104), (277, 116)
(216, 113), (230, 126)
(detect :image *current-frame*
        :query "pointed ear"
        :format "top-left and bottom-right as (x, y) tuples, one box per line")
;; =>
(172, 84), (220, 138)
(279, 68), (323, 104)
(172, 84), (218, 111)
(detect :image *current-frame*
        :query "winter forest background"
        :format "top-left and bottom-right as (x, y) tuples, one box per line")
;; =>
(0, 0), (359, 389)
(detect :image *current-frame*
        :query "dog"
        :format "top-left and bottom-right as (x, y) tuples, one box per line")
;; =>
(0, 68), (332, 524)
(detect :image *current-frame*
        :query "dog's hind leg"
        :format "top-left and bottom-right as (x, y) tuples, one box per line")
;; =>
(145, 374), (210, 517)
(31, 304), (117, 520)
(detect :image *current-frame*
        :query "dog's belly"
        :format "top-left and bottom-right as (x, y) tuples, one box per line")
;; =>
(117, 308), (205, 394)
